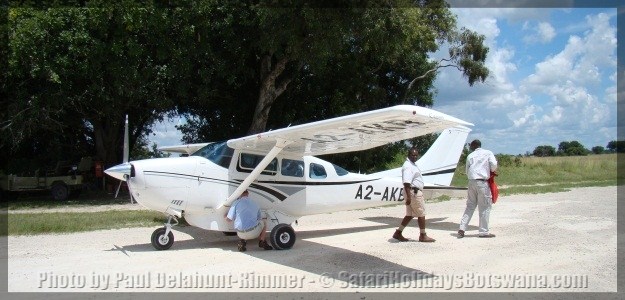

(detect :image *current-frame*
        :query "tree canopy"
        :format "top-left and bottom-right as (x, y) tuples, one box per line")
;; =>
(2, 0), (490, 173)
(533, 145), (556, 157)
(557, 141), (589, 156)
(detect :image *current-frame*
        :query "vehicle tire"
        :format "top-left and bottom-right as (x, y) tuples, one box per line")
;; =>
(151, 227), (174, 250)
(50, 183), (69, 201)
(223, 231), (238, 236)
(270, 223), (296, 250)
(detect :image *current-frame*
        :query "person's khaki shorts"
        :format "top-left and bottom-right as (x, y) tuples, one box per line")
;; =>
(403, 188), (426, 217)
(236, 220), (264, 240)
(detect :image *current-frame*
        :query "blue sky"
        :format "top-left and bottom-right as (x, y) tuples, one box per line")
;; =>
(434, 6), (619, 154)
(149, 5), (620, 155)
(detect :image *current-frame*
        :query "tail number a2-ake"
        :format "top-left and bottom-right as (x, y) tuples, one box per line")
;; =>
(355, 185), (404, 201)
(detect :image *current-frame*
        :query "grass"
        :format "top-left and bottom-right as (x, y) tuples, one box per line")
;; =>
(5, 189), (133, 210)
(2, 210), (166, 236)
(451, 153), (620, 195)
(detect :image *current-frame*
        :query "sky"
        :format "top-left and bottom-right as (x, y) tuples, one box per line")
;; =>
(148, 3), (621, 155)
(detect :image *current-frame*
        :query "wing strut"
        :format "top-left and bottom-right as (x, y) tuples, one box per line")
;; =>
(218, 138), (293, 210)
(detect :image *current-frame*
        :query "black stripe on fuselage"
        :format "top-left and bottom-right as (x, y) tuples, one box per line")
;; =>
(143, 171), (380, 201)
(422, 167), (457, 176)
(256, 179), (380, 186)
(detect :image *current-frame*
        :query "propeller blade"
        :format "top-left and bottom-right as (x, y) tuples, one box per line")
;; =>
(114, 180), (123, 198)
(123, 114), (129, 164)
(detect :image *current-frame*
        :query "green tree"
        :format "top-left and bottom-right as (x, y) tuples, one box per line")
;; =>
(606, 140), (625, 153)
(177, 0), (489, 172)
(558, 141), (588, 156)
(533, 145), (556, 157)
(591, 146), (605, 154)
(4, 4), (179, 166)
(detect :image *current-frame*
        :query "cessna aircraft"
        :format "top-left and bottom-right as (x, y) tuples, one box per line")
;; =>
(105, 105), (472, 251)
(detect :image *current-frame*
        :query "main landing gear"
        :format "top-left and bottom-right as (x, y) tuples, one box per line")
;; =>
(151, 215), (178, 250)
(269, 223), (296, 250)
(148, 217), (297, 251)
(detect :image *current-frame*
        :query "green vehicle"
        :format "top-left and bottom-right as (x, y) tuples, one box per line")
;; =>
(0, 157), (92, 201)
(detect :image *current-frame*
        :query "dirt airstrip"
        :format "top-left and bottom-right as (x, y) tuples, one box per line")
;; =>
(6, 186), (618, 292)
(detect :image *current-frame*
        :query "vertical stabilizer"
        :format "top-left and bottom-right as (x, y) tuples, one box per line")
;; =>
(417, 126), (471, 186)
(372, 126), (471, 186)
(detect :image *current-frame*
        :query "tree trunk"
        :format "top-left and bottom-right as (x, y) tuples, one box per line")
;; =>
(247, 54), (294, 134)
(92, 117), (122, 167)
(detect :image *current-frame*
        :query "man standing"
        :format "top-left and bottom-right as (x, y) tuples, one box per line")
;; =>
(226, 190), (273, 251)
(392, 147), (435, 242)
(458, 140), (498, 238)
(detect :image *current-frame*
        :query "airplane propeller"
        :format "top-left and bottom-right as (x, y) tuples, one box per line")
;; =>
(113, 115), (133, 203)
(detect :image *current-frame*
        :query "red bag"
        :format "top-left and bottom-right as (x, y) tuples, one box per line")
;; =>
(489, 171), (499, 203)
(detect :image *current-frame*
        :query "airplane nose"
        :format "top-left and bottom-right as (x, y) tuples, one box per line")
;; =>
(104, 163), (132, 181)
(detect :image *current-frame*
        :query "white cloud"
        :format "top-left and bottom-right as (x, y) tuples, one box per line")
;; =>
(523, 21), (556, 44)
(488, 91), (529, 108)
(509, 104), (539, 127)
(436, 8), (616, 154)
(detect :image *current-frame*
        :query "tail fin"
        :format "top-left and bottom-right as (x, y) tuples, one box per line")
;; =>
(372, 126), (471, 186)
(418, 126), (471, 186)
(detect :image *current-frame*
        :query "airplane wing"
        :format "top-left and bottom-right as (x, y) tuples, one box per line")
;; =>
(158, 143), (211, 156)
(227, 105), (473, 156)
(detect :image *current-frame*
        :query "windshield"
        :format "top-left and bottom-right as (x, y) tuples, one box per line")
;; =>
(192, 142), (234, 168)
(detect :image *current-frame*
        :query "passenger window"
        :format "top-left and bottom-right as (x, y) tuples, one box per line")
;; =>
(237, 153), (277, 175)
(281, 159), (304, 177)
(309, 163), (327, 179)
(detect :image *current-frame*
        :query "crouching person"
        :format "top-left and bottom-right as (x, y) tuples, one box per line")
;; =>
(225, 190), (273, 252)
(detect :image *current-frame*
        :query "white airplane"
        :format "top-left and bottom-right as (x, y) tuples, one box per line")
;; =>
(105, 105), (472, 251)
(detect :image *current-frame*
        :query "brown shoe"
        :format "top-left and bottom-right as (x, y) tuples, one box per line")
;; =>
(392, 230), (409, 242)
(419, 233), (436, 242)
(237, 239), (247, 252)
(259, 240), (273, 250)
(457, 230), (465, 238)
(478, 233), (496, 238)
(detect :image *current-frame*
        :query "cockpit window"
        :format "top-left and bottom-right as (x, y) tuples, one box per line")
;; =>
(191, 142), (234, 168)
(332, 164), (349, 176)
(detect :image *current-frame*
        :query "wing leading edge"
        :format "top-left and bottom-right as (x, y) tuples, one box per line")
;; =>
(227, 105), (473, 156)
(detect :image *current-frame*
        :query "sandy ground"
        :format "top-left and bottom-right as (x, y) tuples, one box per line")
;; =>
(6, 186), (618, 293)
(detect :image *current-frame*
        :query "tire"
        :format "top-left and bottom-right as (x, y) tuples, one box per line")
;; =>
(50, 183), (69, 201)
(151, 227), (175, 250)
(270, 224), (296, 250)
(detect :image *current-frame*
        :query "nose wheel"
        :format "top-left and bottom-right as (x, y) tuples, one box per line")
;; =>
(150, 215), (178, 250)
(151, 227), (174, 250)
(270, 223), (296, 250)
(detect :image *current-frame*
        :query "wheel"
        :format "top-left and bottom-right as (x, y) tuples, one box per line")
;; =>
(151, 227), (174, 250)
(223, 231), (237, 236)
(50, 184), (68, 201)
(270, 223), (296, 250)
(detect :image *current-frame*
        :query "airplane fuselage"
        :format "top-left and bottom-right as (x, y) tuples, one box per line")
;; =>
(125, 143), (409, 232)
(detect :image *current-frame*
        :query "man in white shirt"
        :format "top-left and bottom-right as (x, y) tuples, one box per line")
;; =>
(458, 140), (498, 238)
(392, 147), (435, 242)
